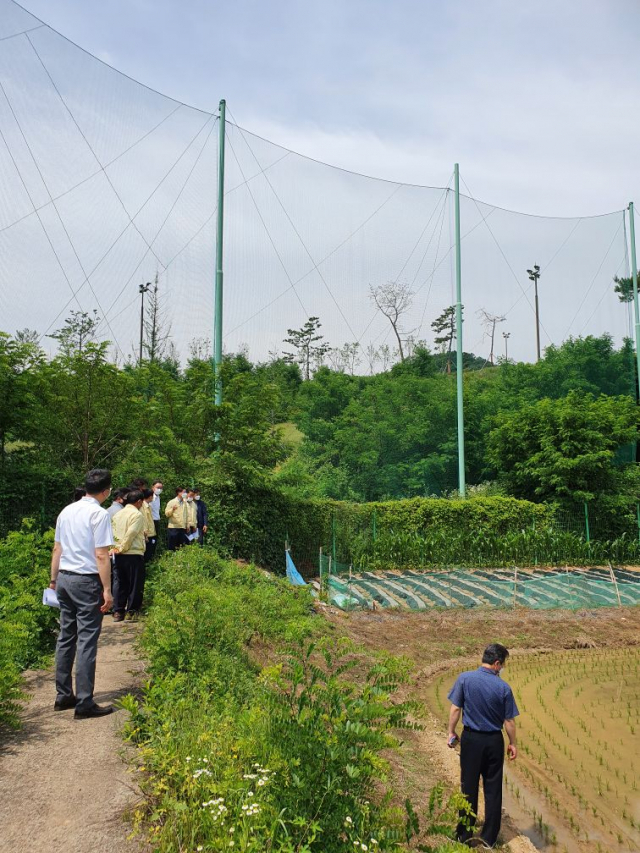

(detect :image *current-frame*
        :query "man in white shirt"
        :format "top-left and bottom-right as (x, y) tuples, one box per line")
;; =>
(49, 469), (115, 719)
(150, 480), (163, 535)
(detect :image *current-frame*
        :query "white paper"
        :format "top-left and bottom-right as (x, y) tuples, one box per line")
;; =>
(43, 587), (60, 608)
(187, 532), (199, 542)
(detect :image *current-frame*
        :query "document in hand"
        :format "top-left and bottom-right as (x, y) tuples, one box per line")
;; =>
(43, 587), (60, 608)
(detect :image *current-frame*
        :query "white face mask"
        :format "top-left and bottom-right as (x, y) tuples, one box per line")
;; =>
(154, 488), (163, 495)
(181, 492), (187, 499)
(195, 496), (200, 501)
(187, 497), (193, 502)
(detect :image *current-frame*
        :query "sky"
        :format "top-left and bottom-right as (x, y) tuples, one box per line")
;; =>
(1, 0), (638, 366)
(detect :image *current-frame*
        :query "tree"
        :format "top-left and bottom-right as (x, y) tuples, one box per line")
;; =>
(0, 333), (44, 465)
(369, 281), (414, 362)
(143, 274), (172, 362)
(487, 391), (639, 503)
(477, 309), (505, 366)
(49, 310), (100, 357)
(431, 305), (457, 373)
(283, 317), (330, 381)
(613, 275), (634, 303)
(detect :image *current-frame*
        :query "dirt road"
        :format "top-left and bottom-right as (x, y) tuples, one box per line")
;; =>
(0, 621), (145, 853)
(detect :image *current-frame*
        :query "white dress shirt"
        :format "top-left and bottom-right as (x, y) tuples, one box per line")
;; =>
(54, 496), (114, 575)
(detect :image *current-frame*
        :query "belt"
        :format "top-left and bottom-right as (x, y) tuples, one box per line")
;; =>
(59, 570), (99, 576)
(463, 726), (502, 735)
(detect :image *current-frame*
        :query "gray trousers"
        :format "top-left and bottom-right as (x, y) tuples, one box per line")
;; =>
(55, 572), (104, 712)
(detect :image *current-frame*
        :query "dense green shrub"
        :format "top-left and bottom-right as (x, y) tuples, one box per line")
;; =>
(124, 547), (420, 851)
(0, 523), (59, 727)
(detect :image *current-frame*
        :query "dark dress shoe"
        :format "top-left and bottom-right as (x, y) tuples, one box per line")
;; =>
(54, 696), (78, 711)
(74, 704), (114, 719)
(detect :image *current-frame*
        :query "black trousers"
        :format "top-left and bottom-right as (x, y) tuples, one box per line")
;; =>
(113, 554), (143, 614)
(457, 728), (504, 846)
(128, 558), (146, 612)
(167, 528), (186, 551)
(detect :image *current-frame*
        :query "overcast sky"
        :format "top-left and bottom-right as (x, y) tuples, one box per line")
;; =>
(18, 0), (640, 215)
(1, 1), (638, 366)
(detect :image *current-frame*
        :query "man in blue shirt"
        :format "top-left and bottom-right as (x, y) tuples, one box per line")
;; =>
(447, 643), (519, 849)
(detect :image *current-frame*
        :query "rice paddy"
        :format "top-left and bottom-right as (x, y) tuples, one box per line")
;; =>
(429, 647), (640, 852)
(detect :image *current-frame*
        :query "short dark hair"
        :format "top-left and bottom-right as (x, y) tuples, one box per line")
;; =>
(73, 486), (86, 502)
(124, 489), (144, 505)
(142, 488), (153, 499)
(482, 643), (509, 665)
(152, 480), (163, 487)
(129, 478), (148, 489)
(111, 487), (128, 502)
(85, 469), (111, 495)
(187, 486), (197, 493)
(175, 486), (185, 495)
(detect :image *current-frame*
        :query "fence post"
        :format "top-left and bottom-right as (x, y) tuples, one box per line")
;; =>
(332, 513), (337, 564)
(583, 502), (591, 545)
(608, 562), (622, 607)
(513, 566), (518, 608)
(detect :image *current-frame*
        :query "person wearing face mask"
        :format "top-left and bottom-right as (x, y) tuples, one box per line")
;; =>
(111, 489), (146, 622)
(185, 489), (198, 542)
(192, 488), (209, 546)
(164, 487), (188, 551)
(150, 480), (163, 536)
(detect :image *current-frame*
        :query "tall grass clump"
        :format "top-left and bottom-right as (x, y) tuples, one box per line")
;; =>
(123, 547), (428, 852)
(0, 522), (60, 728)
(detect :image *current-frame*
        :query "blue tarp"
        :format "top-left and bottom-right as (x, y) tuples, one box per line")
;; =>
(286, 550), (306, 585)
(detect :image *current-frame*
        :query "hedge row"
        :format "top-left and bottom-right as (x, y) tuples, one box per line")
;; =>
(200, 475), (553, 573)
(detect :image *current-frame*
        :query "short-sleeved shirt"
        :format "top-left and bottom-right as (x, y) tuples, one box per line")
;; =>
(448, 667), (519, 732)
(54, 496), (114, 575)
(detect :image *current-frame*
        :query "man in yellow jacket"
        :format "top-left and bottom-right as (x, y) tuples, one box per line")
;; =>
(165, 487), (188, 551)
(185, 488), (198, 543)
(111, 489), (145, 621)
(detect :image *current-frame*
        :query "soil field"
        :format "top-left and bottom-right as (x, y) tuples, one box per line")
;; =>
(323, 605), (640, 852)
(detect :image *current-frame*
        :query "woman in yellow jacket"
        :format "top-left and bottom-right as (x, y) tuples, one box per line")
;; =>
(111, 489), (145, 621)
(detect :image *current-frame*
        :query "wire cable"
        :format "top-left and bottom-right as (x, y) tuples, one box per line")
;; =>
(27, 33), (166, 269)
(43, 114), (215, 336)
(229, 112), (358, 340)
(0, 102), (183, 235)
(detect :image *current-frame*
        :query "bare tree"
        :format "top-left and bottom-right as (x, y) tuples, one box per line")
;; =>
(369, 281), (414, 362)
(378, 344), (393, 372)
(478, 309), (506, 365)
(189, 337), (212, 361)
(340, 342), (361, 375)
(144, 273), (172, 362)
(326, 347), (346, 372)
(365, 343), (379, 375)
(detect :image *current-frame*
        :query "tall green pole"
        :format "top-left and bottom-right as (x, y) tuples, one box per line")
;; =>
(454, 164), (466, 497)
(214, 100), (226, 406)
(628, 202), (640, 411)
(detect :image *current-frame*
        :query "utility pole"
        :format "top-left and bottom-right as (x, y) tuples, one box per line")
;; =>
(454, 164), (466, 497)
(527, 264), (541, 361)
(214, 99), (227, 406)
(503, 331), (511, 361)
(138, 281), (151, 366)
(628, 203), (640, 424)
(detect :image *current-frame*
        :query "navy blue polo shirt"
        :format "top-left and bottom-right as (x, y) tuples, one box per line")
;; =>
(447, 667), (519, 732)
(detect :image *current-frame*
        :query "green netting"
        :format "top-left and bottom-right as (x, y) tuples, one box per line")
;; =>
(319, 554), (640, 611)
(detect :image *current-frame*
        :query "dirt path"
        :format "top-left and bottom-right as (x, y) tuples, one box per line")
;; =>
(0, 621), (145, 853)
